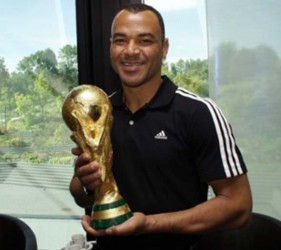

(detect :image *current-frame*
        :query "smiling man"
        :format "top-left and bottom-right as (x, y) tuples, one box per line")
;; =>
(69, 3), (252, 250)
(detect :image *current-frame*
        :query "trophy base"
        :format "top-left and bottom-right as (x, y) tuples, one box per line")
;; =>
(90, 198), (133, 229)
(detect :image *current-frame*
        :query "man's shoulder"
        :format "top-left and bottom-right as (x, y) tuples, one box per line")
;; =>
(174, 86), (208, 107)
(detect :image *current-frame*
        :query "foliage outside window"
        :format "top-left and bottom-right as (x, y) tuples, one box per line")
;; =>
(0, 52), (208, 165)
(0, 45), (78, 164)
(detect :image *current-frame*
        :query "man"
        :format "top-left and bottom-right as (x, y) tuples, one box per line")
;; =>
(69, 3), (252, 250)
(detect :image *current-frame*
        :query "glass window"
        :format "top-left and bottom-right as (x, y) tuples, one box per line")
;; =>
(206, 0), (281, 220)
(0, 1), (83, 249)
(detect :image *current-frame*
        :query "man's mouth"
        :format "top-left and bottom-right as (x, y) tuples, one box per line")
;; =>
(121, 61), (143, 71)
(122, 61), (143, 66)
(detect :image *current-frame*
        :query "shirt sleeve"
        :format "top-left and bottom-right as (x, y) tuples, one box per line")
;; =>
(189, 98), (247, 182)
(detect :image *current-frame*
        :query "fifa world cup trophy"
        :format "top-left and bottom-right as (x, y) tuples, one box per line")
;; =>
(62, 84), (133, 229)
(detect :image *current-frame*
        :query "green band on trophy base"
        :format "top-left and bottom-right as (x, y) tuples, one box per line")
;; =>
(93, 199), (127, 211)
(90, 198), (133, 229)
(91, 211), (133, 229)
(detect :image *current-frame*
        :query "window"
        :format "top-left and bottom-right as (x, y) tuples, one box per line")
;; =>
(206, 0), (281, 220)
(0, 1), (83, 249)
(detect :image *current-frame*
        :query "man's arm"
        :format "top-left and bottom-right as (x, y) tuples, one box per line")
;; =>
(81, 173), (252, 236)
(144, 173), (252, 234)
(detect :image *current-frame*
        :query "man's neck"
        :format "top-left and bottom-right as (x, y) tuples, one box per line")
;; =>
(123, 78), (163, 113)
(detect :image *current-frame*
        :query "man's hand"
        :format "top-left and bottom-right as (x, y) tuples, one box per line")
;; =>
(72, 147), (102, 192)
(81, 212), (147, 237)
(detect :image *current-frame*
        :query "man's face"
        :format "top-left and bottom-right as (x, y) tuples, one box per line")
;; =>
(110, 10), (168, 88)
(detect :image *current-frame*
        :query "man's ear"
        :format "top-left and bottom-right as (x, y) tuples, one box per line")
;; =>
(162, 38), (169, 59)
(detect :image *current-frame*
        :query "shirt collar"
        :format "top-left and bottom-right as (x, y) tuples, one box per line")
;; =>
(110, 75), (177, 109)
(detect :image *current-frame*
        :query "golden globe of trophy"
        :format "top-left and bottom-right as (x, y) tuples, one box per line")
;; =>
(62, 84), (133, 229)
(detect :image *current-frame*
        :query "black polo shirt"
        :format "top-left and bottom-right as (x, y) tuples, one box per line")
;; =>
(109, 75), (247, 215)
(95, 75), (247, 249)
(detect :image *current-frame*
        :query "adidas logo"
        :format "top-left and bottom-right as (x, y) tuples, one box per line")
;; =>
(154, 130), (168, 140)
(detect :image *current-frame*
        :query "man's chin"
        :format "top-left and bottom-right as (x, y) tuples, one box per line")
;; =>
(121, 79), (145, 88)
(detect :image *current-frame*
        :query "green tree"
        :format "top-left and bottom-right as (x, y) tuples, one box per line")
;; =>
(58, 44), (78, 89)
(0, 58), (10, 132)
(162, 58), (208, 97)
(15, 73), (57, 126)
(17, 48), (58, 76)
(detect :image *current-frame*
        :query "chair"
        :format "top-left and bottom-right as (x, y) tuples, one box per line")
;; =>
(0, 214), (37, 250)
(197, 212), (281, 250)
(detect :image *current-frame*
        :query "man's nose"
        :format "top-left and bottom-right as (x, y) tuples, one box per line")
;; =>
(124, 41), (140, 55)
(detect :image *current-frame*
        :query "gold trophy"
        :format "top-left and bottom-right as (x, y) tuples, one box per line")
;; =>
(62, 84), (133, 229)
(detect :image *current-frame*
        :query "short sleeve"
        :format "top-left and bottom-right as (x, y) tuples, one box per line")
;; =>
(189, 98), (247, 182)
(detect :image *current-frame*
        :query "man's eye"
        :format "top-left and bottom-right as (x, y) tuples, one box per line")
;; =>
(140, 39), (153, 45)
(113, 39), (126, 45)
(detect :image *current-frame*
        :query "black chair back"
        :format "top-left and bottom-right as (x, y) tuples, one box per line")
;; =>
(197, 212), (281, 250)
(0, 214), (37, 250)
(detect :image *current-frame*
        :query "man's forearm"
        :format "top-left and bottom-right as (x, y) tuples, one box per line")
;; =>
(144, 195), (251, 235)
(143, 175), (252, 235)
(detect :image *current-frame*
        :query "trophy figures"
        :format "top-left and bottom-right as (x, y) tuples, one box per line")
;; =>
(62, 84), (133, 229)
